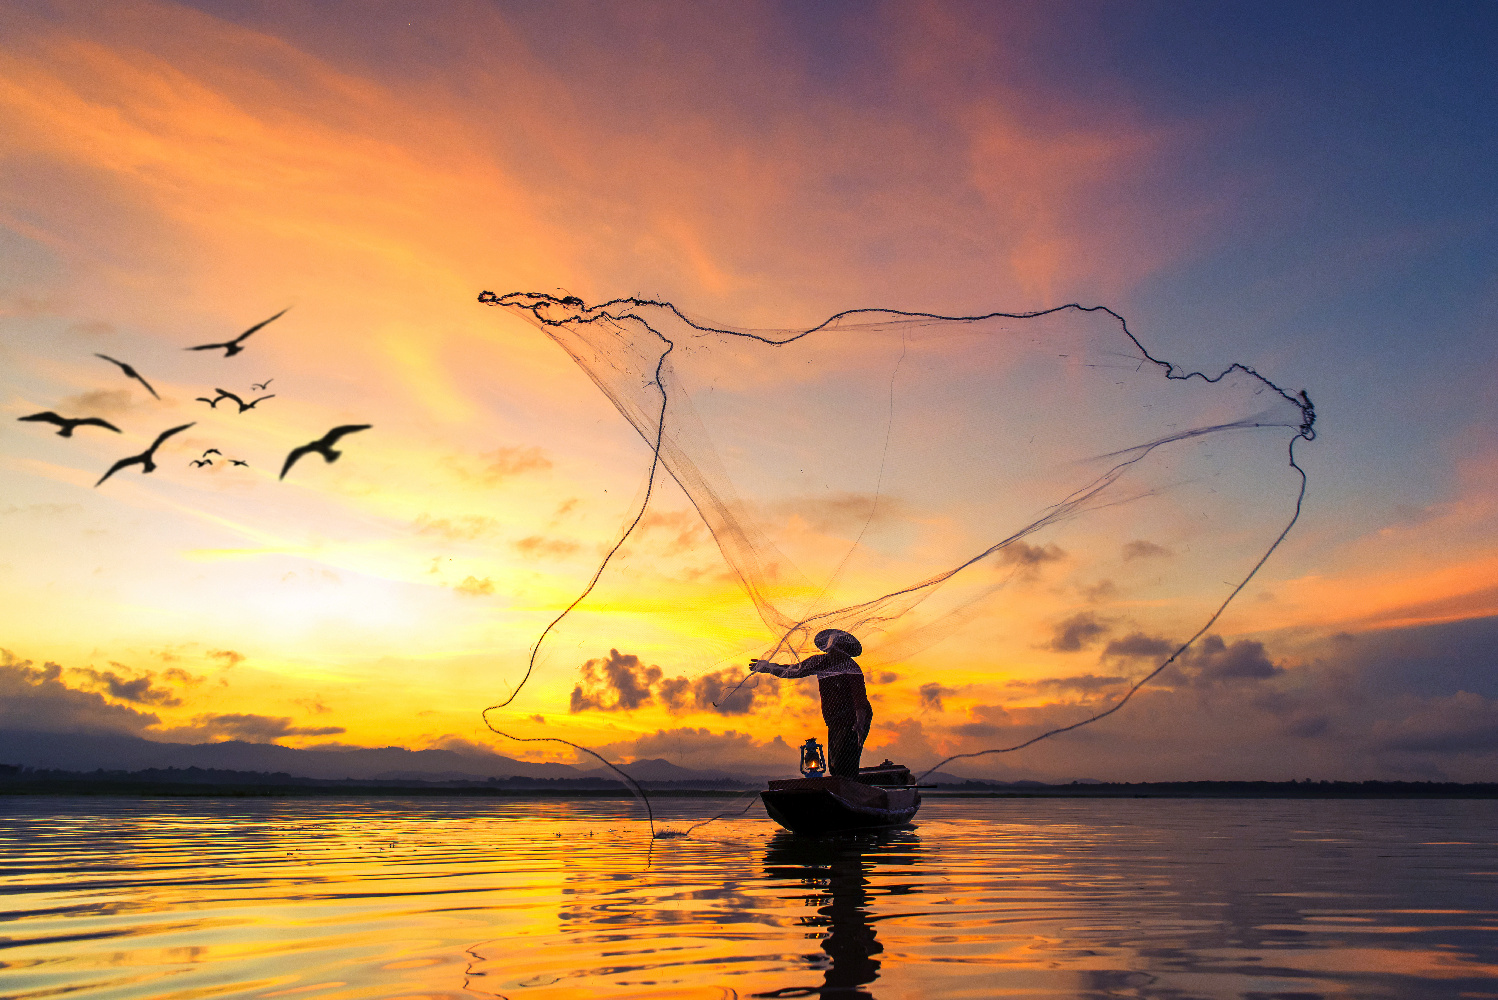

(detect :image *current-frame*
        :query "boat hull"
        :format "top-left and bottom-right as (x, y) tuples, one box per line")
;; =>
(760, 775), (920, 835)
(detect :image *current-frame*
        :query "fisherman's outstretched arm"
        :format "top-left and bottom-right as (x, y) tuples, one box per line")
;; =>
(750, 654), (826, 678)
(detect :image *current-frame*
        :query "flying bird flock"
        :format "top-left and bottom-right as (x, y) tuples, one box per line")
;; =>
(17, 309), (372, 487)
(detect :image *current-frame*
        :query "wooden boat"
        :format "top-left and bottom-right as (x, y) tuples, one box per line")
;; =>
(761, 759), (921, 835)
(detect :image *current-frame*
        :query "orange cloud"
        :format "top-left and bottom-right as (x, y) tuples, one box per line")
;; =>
(1246, 438), (1498, 637)
(4, 1), (1464, 778)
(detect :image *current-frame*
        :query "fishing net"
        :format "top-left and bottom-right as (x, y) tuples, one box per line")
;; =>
(477, 292), (1314, 794)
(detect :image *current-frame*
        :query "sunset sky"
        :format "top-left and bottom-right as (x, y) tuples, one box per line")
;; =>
(3, 1), (1495, 782)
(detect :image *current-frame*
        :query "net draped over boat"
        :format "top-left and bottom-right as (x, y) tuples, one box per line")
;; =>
(480, 291), (1314, 765)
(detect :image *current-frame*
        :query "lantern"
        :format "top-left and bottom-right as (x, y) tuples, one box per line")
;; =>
(799, 737), (827, 778)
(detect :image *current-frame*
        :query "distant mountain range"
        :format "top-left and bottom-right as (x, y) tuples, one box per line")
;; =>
(8, 732), (1489, 798)
(0, 729), (771, 785)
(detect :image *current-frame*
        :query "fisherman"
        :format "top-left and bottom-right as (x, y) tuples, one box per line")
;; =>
(750, 629), (871, 778)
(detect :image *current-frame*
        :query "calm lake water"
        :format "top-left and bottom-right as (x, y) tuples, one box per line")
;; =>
(2, 796), (1495, 1000)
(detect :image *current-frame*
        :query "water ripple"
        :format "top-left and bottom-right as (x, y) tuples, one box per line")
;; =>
(1, 797), (1495, 998)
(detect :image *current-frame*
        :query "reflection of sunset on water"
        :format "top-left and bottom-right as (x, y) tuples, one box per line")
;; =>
(5, 798), (1496, 998)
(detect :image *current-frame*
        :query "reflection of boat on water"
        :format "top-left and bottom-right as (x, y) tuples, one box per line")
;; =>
(762, 826), (921, 999)
(761, 752), (921, 835)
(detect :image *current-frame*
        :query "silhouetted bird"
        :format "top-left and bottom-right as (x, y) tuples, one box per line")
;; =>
(195, 390), (233, 408)
(251, 379), (274, 391)
(95, 423), (194, 486)
(202, 448), (221, 457)
(213, 389), (276, 413)
(95, 354), (160, 399)
(186, 309), (286, 357)
(280, 424), (371, 480)
(229, 459), (248, 467)
(17, 412), (122, 437)
(190, 458), (212, 468)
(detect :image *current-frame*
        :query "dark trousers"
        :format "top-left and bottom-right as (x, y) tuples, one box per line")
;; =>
(820, 673), (872, 777)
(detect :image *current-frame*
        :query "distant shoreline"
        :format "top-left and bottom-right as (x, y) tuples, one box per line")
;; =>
(3, 769), (1495, 800)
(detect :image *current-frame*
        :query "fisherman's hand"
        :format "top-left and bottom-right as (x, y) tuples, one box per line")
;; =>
(749, 659), (770, 673)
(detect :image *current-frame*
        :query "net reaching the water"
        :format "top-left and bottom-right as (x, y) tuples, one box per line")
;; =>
(478, 292), (1314, 793)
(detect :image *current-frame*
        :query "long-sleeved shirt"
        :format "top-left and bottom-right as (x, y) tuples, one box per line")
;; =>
(755, 651), (862, 679)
